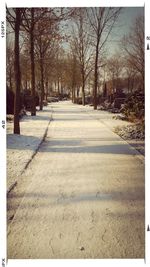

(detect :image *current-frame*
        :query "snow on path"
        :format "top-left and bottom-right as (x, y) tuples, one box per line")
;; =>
(80, 105), (145, 157)
(7, 106), (52, 192)
(8, 101), (144, 259)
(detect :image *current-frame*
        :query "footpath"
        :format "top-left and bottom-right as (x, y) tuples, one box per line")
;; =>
(80, 105), (145, 156)
(7, 101), (144, 259)
(7, 101), (144, 193)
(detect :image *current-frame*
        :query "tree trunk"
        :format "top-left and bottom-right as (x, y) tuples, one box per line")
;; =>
(82, 81), (85, 106)
(60, 77), (63, 95)
(14, 8), (21, 134)
(55, 81), (57, 91)
(93, 45), (99, 110)
(57, 78), (60, 94)
(77, 88), (79, 99)
(73, 88), (75, 103)
(71, 86), (76, 103)
(25, 61), (28, 89)
(81, 67), (85, 106)
(127, 77), (130, 94)
(71, 71), (75, 103)
(142, 71), (144, 91)
(131, 77), (134, 93)
(40, 58), (44, 110)
(45, 81), (48, 101)
(30, 8), (36, 116)
(71, 87), (74, 103)
(9, 68), (12, 90)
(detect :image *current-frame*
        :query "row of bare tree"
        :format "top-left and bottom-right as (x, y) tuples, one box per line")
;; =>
(69, 8), (122, 108)
(7, 7), (72, 133)
(69, 9), (144, 106)
(6, 7), (144, 134)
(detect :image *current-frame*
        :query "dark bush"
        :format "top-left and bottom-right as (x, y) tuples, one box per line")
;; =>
(22, 89), (39, 110)
(113, 98), (125, 109)
(121, 91), (144, 120)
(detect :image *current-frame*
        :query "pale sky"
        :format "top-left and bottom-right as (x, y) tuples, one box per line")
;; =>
(6, 7), (144, 57)
(60, 7), (144, 57)
(106, 7), (144, 56)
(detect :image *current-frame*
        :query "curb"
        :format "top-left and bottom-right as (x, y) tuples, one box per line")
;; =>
(7, 109), (53, 195)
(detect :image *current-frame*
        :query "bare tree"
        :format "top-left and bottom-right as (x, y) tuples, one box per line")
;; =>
(21, 8), (38, 115)
(70, 53), (80, 103)
(123, 61), (138, 93)
(6, 43), (14, 91)
(86, 7), (122, 109)
(22, 8), (73, 110)
(106, 55), (123, 94)
(122, 15), (144, 91)
(30, 8), (36, 115)
(34, 12), (73, 101)
(42, 41), (59, 98)
(7, 8), (23, 134)
(64, 51), (81, 103)
(71, 8), (93, 105)
(34, 10), (59, 110)
(21, 8), (52, 114)
(14, 9), (21, 134)
(20, 51), (31, 90)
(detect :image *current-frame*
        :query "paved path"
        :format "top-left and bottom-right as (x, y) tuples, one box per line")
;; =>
(7, 101), (144, 259)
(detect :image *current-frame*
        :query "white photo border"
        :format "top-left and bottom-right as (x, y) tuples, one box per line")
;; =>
(0, 0), (149, 266)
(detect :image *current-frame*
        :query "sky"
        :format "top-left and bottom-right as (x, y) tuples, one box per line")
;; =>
(59, 7), (144, 58)
(6, 6), (144, 56)
(106, 7), (144, 55)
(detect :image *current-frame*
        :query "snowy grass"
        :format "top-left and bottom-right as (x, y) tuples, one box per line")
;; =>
(7, 106), (52, 192)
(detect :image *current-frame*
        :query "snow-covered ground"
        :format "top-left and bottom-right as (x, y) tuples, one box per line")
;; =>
(7, 106), (52, 192)
(80, 105), (145, 156)
(8, 101), (144, 258)
(7, 101), (144, 193)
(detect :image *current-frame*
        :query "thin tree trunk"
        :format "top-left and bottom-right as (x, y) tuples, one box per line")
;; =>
(71, 55), (76, 103)
(9, 68), (12, 90)
(127, 77), (130, 94)
(40, 58), (44, 110)
(25, 61), (27, 89)
(131, 77), (134, 93)
(45, 81), (48, 101)
(73, 88), (75, 103)
(77, 88), (79, 99)
(82, 80), (85, 106)
(14, 8), (21, 134)
(93, 45), (99, 110)
(30, 8), (36, 116)
(81, 66), (85, 106)
(57, 78), (60, 94)
(61, 85), (63, 95)
(55, 81), (57, 91)
(71, 87), (74, 103)
(60, 77), (63, 95)
(72, 86), (76, 103)
(142, 72), (144, 91)
(25, 79), (27, 90)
